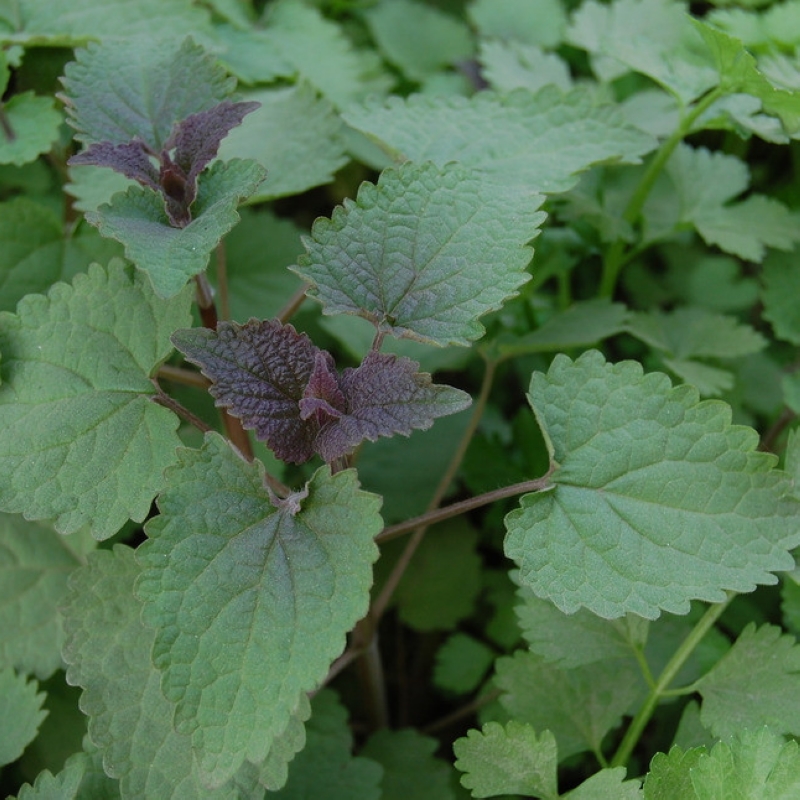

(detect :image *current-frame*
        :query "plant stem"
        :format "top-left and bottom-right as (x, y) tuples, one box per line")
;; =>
(422, 688), (502, 735)
(0, 103), (16, 141)
(150, 380), (213, 434)
(371, 358), (499, 621)
(277, 283), (309, 324)
(609, 594), (733, 768)
(215, 242), (231, 321)
(598, 87), (725, 298)
(157, 363), (211, 389)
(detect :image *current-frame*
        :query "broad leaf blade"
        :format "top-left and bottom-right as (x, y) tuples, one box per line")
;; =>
(505, 350), (800, 619)
(0, 668), (47, 767)
(294, 161), (545, 346)
(0, 93), (61, 166)
(136, 433), (382, 786)
(0, 261), (191, 538)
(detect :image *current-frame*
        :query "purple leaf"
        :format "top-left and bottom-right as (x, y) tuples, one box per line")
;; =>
(68, 139), (159, 190)
(300, 352), (346, 425)
(314, 351), (472, 462)
(171, 319), (320, 464)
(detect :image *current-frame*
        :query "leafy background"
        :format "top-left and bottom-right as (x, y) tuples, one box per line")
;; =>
(1, 0), (800, 798)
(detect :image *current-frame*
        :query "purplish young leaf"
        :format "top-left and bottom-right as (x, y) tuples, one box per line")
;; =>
(0, 260), (192, 539)
(172, 318), (471, 464)
(136, 433), (382, 785)
(505, 350), (800, 619)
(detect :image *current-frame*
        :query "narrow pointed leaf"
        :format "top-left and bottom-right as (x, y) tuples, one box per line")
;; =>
(295, 161), (545, 346)
(505, 350), (800, 619)
(136, 433), (382, 785)
(0, 261), (191, 538)
(69, 140), (159, 189)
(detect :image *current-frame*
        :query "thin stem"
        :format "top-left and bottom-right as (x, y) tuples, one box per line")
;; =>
(215, 242), (231, 321)
(372, 358), (498, 621)
(157, 363), (211, 389)
(598, 87), (725, 298)
(760, 407), (796, 453)
(375, 473), (554, 545)
(0, 103), (16, 141)
(277, 283), (309, 324)
(610, 594), (733, 768)
(150, 380), (213, 434)
(422, 688), (502, 735)
(355, 630), (389, 730)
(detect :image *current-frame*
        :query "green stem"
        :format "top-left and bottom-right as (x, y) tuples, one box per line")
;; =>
(610, 594), (733, 768)
(598, 87), (725, 298)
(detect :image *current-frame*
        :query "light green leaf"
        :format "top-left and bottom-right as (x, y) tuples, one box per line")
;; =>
(662, 358), (734, 397)
(62, 36), (227, 148)
(644, 745), (705, 799)
(479, 40), (573, 93)
(763, 250), (800, 345)
(87, 159), (266, 298)
(453, 721), (559, 799)
(0, 668), (47, 766)
(210, 24), (294, 84)
(494, 649), (641, 760)
(365, 0), (473, 81)
(0, 197), (122, 312)
(690, 727), (800, 798)
(565, 768), (642, 799)
(136, 433), (382, 786)
(0, 0), (211, 45)
(343, 86), (656, 194)
(0, 513), (93, 679)
(505, 350), (800, 619)
(361, 729), (455, 800)
(272, 690), (382, 800)
(61, 545), (268, 799)
(468, 0), (567, 49)
(13, 749), (118, 800)
(65, 165), (134, 216)
(264, 0), (392, 108)
(0, 261), (191, 539)
(433, 633), (496, 695)
(294, 161), (544, 346)
(0, 93), (61, 166)
(566, 0), (716, 102)
(217, 83), (348, 202)
(696, 624), (800, 740)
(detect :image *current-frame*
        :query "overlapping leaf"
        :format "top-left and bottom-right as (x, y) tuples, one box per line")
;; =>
(0, 93), (61, 166)
(342, 86), (657, 195)
(468, 0), (567, 48)
(294, 161), (544, 346)
(0, 668), (47, 767)
(136, 433), (382, 785)
(505, 350), (800, 619)
(172, 318), (471, 464)
(0, 261), (191, 538)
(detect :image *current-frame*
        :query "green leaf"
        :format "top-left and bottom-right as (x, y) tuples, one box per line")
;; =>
(61, 545), (269, 798)
(468, 0), (567, 49)
(505, 350), (800, 619)
(494, 649), (641, 760)
(0, 668), (47, 766)
(566, 0), (716, 103)
(87, 159), (266, 298)
(689, 727), (800, 797)
(0, 260), (191, 539)
(294, 161), (544, 346)
(433, 633), (496, 695)
(365, 0), (473, 81)
(565, 769), (642, 799)
(0, 513), (94, 679)
(62, 36), (227, 149)
(479, 40), (573, 94)
(210, 24), (294, 85)
(217, 83), (348, 202)
(0, 93), (61, 166)
(361, 729), (455, 800)
(763, 250), (800, 346)
(343, 86), (656, 195)
(271, 690), (382, 800)
(136, 433), (382, 786)
(13, 749), (118, 800)
(695, 623), (800, 740)
(453, 721), (559, 800)
(0, 0), (211, 45)
(643, 745), (706, 799)
(65, 164), (135, 216)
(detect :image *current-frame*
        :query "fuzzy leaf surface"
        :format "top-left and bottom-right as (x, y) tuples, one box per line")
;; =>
(0, 668), (47, 767)
(643, 746), (706, 800)
(62, 36), (231, 149)
(136, 433), (382, 785)
(87, 159), (266, 298)
(0, 261), (191, 538)
(454, 721), (559, 799)
(695, 623), (800, 740)
(505, 350), (800, 619)
(61, 545), (267, 799)
(13, 749), (118, 800)
(295, 161), (544, 346)
(342, 87), (656, 195)
(0, 93), (61, 166)
(479, 40), (573, 93)
(0, 513), (94, 679)
(565, 769), (643, 799)
(469, 0), (567, 48)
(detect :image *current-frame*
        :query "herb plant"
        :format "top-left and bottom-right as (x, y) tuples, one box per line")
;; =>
(2, 0), (800, 797)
